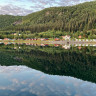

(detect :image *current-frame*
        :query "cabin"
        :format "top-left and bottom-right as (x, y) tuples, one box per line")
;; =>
(86, 39), (89, 41)
(62, 35), (71, 40)
(55, 38), (60, 41)
(78, 35), (82, 39)
(44, 38), (49, 40)
(26, 38), (30, 40)
(3, 38), (9, 40)
(93, 39), (96, 41)
(13, 33), (17, 36)
(40, 38), (45, 41)
(34, 38), (37, 40)
(40, 44), (45, 46)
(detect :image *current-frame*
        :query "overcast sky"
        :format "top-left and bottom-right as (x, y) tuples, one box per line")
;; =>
(0, 0), (94, 16)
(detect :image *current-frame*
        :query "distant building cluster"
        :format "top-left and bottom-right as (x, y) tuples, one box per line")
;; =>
(0, 35), (96, 43)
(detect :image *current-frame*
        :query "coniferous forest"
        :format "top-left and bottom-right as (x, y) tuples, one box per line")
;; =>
(0, 1), (96, 39)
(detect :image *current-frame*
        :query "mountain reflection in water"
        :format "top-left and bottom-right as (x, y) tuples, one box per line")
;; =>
(0, 44), (96, 96)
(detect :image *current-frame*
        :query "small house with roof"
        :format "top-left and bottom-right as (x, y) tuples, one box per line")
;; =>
(4, 38), (9, 40)
(78, 35), (82, 39)
(62, 35), (71, 40)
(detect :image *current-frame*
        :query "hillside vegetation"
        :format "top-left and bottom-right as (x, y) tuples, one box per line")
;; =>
(0, 15), (22, 29)
(0, 1), (96, 39)
(21, 1), (96, 32)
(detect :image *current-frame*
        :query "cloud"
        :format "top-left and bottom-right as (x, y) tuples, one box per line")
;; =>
(57, 0), (93, 6)
(29, 0), (94, 12)
(0, 65), (31, 73)
(0, 0), (94, 15)
(0, 65), (96, 96)
(0, 4), (33, 16)
(28, 0), (93, 6)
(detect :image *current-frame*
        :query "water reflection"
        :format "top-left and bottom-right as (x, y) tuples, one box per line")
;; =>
(0, 44), (96, 96)
(0, 42), (96, 50)
(0, 65), (96, 96)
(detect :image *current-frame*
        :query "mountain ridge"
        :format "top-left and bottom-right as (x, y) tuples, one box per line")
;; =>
(0, 1), (96, 39)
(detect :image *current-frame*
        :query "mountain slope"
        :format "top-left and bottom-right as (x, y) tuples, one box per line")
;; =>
(0, 1), (96, 39)
(19, 1), (96, 33)
(0, 15), (22, 30)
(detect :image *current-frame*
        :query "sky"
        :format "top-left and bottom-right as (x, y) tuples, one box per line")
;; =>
(0, 66), (96, 96)
(0, 0), (94, 16)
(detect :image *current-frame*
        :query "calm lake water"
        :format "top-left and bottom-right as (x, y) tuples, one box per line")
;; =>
(0, 43), (96, 96)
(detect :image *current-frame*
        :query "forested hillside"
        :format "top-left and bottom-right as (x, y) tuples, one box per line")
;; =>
(18, 1), (96, 33)
(0, 1), (96, 39)
(0, 15), (22, 29)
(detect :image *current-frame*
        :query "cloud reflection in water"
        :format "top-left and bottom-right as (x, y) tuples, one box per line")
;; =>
(0, 65), (96, 96)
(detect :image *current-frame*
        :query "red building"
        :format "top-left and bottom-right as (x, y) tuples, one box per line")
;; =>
(55, 38), (60, 41)
(78, 35), (82, 39)
(4, 38), (9, 40)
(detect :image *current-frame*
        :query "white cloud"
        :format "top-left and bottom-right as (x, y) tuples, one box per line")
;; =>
(0, 4), (33, 16)
(0, 65), (96, 96)
(0, 0), (94, 15)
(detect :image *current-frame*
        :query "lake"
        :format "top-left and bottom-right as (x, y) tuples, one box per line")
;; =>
(0, 43), (96, 96)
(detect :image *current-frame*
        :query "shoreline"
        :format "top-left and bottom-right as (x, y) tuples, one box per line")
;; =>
(0, 40), (96, 45)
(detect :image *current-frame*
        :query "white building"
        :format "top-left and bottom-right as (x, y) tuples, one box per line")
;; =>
(62, 35), (71, 40)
